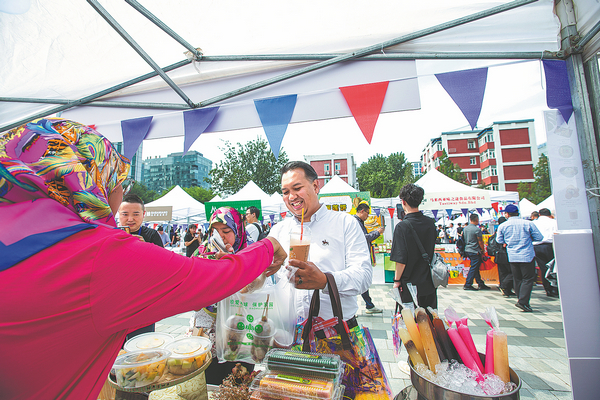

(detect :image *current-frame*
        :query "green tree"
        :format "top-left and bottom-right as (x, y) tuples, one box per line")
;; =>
(356, 152), (415, 197)
(208, 137), (290, 195)
(183, 186), (216, 203)
(126, 181), (159, 204)
(518, 154), (551, 203)
(437, 150), (469, 184)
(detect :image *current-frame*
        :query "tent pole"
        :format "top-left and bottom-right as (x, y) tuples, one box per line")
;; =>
(197, 0), (538, 107)
(0, 97), (189, 110)
(198, 52), (560, 61)
(124, 0), (202, 60)
(86, 0), (195, 108)
(0, 59), (190, 133)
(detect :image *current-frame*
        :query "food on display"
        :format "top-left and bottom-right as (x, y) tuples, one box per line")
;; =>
(113, 349), (170, 388)
(251, 295), (275, 363)
(255, 373), (335, 399)
(165, 337), (210, 375)
(123, 332), (174, 352)
(225, 313), (246, 355)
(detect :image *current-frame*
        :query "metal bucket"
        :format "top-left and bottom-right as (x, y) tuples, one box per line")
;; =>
(407, 354), (521, 400)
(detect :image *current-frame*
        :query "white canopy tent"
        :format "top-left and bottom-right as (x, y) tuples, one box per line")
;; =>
(223, 180), (286, 217)
(519, 197), (539, 216)
(144, 185), (205, 223)
(537, 194), (556, 214)
(319, 175), (359, 194)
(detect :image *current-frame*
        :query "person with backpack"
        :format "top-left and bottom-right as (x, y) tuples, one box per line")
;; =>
(245, 206), (267, 242)
(487, 217), (514, 296)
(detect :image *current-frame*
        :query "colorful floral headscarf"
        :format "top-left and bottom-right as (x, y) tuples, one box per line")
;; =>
(0, 118), (130, 225)
(202, 206), (251, 254)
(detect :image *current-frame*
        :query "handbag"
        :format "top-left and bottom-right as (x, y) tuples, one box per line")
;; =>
(404, 220), (449, 288)
(301, 273), (392, 399)
(494, 249), (509, 265)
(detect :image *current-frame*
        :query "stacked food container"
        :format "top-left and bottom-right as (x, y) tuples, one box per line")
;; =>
(249, 349), (345, 400)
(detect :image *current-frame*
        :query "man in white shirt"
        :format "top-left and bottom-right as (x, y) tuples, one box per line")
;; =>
(533, 208), (559, 297)
(268, 161), (372, 324)
(245, 206), (262, 243)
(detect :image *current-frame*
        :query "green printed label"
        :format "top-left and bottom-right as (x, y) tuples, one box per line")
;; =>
(276, 374), (311, 385)
(283, 352), (319, 359)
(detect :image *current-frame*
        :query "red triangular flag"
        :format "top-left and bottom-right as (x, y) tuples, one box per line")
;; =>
(280, 212), (287, 218)
(340, 81), (389, 144)
(491, 202), (499, 213)
(388, 207), (395, 219)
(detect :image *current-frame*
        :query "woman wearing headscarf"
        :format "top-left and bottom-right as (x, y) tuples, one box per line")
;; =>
(0, 118), (286, 400)
(191, 206), (257, 384)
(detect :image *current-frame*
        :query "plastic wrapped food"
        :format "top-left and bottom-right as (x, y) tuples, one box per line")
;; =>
(253, 372), (335, 399)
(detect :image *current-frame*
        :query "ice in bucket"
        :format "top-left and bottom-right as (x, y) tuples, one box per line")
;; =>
(289, 225), (310, 262)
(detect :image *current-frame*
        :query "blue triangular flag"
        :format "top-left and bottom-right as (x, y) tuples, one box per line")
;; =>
(254, 94), (297, 160)
(435, 68), (488, 130)
(374, 208), (381, 217)
(269, 214), (275, 223)
(121, 116), (153, 161)
(446, 209), (453, 218)
(543, 60), (573, 123)
(476, 208), (483, 215)
(461, 208), (468, 217)
(432, 210), (439, 220)
(183, 107), (219, 155)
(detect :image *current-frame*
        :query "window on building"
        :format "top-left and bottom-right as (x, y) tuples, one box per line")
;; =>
(486, 132), (494, 142)
(489, 149), (495, 158)
(335, 162), (340, 171)
(470, 157), (476, 165)
(437, 142), (443, 151)
(491, 166), (497, 176)
(324, 163), (330, 172)
(434, 158), (440, 167)
(492, 184), (499, 190)
(468, 141), (476, 149)
(480, 153), (486, 163)
(471, 172), (478, 180)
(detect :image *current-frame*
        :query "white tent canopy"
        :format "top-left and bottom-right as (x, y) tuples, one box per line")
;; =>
(537, 194), (556, 214)
(224, 180), (271, 202)
(0, 0), (576, 137)
(519, 197), (538, 216)
(144, 185), (205, 223)
(320, 175), (359, 194)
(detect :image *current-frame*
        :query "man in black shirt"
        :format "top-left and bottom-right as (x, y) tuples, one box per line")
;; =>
(184, 224), (201, 257)
(118, 194), (163, 340)
(390, 184), (437, 310)
(118, 194), (163, 247)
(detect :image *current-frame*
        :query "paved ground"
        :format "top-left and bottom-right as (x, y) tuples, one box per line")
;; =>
(156, 258), (572, 399)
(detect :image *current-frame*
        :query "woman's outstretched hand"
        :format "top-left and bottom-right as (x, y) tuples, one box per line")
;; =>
(265, 237), (287, 276)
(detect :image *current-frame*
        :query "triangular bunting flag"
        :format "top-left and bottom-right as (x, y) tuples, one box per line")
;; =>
(388, 207), (395, 219)
(446, 209), (453, 218)
(476, 208), (484, 215)
(435, 68), (487, 130)
(254, 94), (297, 160)
(182, 107), (219, 155)
(432, 210), (439, 220)
(280, 212), (287, 218)
(340, 81), (389, 144)
(203, 223), (209, 231)
(542, 60), (573, 123)
(269, 214), (275, 223)
(461, 208), (469, 217)
(121, 116), (153, 161)
(374, 208), (381, 217)
(491, 203), (499, 213)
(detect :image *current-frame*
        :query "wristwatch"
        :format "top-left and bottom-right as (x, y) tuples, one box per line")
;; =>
(393, 279), (402, 282)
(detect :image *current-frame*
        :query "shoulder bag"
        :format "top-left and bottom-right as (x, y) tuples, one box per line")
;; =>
(404, 219), (449, 288)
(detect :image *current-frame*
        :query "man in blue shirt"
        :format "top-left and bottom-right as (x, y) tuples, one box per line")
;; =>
(496, 204), (544, 312)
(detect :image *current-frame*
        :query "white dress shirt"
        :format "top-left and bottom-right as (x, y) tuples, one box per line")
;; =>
(269, 204), (372, 321)
(533, 216), (558, 245)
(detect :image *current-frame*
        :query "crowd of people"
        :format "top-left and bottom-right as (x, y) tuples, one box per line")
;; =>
(0, 117), (559, 399)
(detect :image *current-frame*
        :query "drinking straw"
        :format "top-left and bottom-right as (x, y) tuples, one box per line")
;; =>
(300, 208), (304, 240)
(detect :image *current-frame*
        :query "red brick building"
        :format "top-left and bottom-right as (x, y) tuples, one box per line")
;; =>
(304, 153), (357, 189)
(421, 119), (538, 191)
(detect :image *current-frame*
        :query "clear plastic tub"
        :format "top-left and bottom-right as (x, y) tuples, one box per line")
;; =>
(164, 337), (211, 375)
(113, 349), (171, 388)
(123, 332), (175, 352)
(262, 349), (344, 384)
(249, 371), (344, 400)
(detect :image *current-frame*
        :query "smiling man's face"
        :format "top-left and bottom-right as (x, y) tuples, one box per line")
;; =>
(281, 168), (320, 221)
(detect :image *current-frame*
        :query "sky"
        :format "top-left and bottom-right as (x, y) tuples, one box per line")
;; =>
(141, 59), (551, 168)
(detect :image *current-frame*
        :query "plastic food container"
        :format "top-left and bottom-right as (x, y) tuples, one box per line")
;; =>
(165, 337), (211, 375)
(249, 371), (344, 400)
(113, 349), (170, 388)
(124, 332), (175, 352)
(263, 349), (344, 384)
